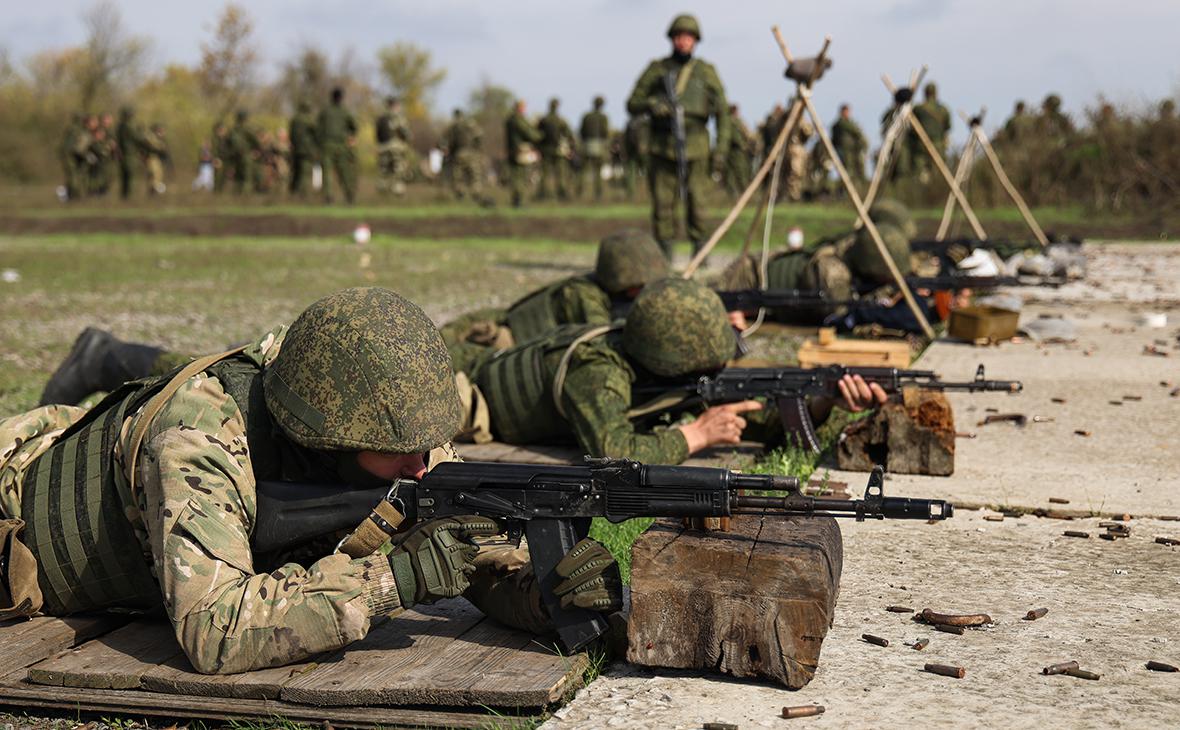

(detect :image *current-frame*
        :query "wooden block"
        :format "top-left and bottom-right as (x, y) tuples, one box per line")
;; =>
(797, 338), (911, 368)
(0, 615), (126, 682)
(457, 441), (766, 470)
(26, 620), (181, 689)
(627, 516), (843, 689)
(836, 390), (956, 476)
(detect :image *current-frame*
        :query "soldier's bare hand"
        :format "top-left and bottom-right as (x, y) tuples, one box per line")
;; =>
(836, 374), (888, 412)
(678, 400), (762, 454)
(728, 310), (749, 331)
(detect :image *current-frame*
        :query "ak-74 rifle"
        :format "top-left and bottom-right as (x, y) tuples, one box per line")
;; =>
(253, 458), (952, 652)
(663, 70), (689, 207)
(904, 274), (1066, 291)
(633, 364), (1022, 453)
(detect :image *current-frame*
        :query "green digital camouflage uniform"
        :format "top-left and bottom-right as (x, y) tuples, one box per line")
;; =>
(626, 17), (731, 257)
(579, 101), (610, 200)
(622, 115), (650, 200)
(318, 101), (358, 203)
(115, 108), (150, 200)
(375, 103), (411, 196)
(537, 103), (576, 201)
(0, 290), (560, 672)
(505, 107), (543, 207)
(288, 103), (317, 196)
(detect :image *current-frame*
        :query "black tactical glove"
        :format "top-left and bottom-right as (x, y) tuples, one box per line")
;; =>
(387, 515), (499, 608)
(553, 538), (623, 613)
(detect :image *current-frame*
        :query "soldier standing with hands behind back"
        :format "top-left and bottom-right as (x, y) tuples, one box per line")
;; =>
(627, 14), (730, 261)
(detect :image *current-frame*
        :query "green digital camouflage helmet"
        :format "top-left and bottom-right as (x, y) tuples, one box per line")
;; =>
(849, 223), (913, 285)
(1044, 94), (1062, 111)
(264, 287), (462, 454)
(667, 13), (701, 40)
(623, 278), (733, 377)
(869, 198), (918, 240)
(595, 229), (670, 294)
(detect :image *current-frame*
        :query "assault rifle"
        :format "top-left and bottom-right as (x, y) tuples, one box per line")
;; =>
(634, 364), (1022, 452)
(905, 274), (1066, 291)
(663, 70), (689, 206)
(254, 458), (952, 652)
(716, 287), (843, 312)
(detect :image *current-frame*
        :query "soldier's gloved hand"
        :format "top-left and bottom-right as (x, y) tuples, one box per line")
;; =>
(387, 515), (500, 608)
(648, 96), (674, 119)
(553, 538), (623, 613)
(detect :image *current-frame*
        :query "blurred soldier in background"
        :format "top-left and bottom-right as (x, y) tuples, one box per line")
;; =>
(288, 100), (317, 197)
(831, 103), (868, 187)
(622, 114), (649, 200)
(537, 98), (576, 201)
(144, 122), (170, 195)
(442, 109), (492, 206)
(317, 87), (358, 204)
(722, 104), (755, 196)
(909, 82), (951, 183)
(504, 99), (542, 208)
(225, 110), (260, 195)
(376, 96), (411, 197)
(115, 107), (149, 199)
(579, 96), (610, 201)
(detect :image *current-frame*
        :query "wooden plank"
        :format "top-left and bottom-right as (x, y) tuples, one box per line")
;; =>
(797, 338), (911, 368)
(0, 614), (126, 680)
(281, 600), (487, 706)
(140, 651), (309, 700)
(0, 683), (528, 729)
(457, 441), (766, 470)
(627, 515), (843, 689)
(26, 620), (181, 689)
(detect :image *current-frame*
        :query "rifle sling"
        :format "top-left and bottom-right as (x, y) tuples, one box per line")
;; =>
(675, 58), (697, 97)
(552, 325), (620, 419)
(336, 497), (407, 559)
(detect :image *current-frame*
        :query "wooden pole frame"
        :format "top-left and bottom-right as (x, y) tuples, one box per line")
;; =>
(797, 85), (935, 339)
(970, 119), (1050, 247)
(682, 32), (830, 278)
(862, 67), (927, 214)
(935, 108), (984, 241)
(880, 76), (988, 241)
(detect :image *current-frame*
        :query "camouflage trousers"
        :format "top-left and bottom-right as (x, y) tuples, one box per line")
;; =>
(648, 154), (710, 254)
(579, 156), (606, 201)
(450, 150), (486, 202)
(321, 144), (357, 204)
(376, 144), (409, 196)
(537, 155), (570, 200)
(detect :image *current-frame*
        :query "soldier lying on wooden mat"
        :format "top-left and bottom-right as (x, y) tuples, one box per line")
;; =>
(453, 278), (886, 465)
(2, 288), (619, 673)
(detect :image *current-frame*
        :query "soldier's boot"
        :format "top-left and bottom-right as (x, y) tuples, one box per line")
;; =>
(39, 328), (164, 406)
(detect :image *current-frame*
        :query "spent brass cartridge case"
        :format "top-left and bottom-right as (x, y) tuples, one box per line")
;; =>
(924, 663), (965, 678)
(1043, 661), (1079, 675)
(781, 706), (825, 719)
(862, 634), (889, 647)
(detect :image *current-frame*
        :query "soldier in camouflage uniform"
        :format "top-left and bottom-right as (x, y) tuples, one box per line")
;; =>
(831, 103), (868, 187)
(115, 107), (151, 199)
(723, 104), (755, 197)
(622, 114), (649, 200)
(375, 96), (411, 197)
(626, 14), (731, 259)
(909, 83), (951, 183)
(442, 109), (491, 206)
(225, 110), (261, 195)
(0, 288), (621, 670)
(58, 114), (85, 201)
(288, 101), (318, 197)
(318, 87), (359, 204)
(452, 279), (884, 463)
(536, 98), (576, 201)
(144, 123), (170, 195)
(505, 100), (543, 208)
(579, 96), (610, 201)
(441, 230), (669, 375)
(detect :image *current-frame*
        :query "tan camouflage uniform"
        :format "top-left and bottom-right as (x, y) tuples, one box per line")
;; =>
(2, 328), (410, 674)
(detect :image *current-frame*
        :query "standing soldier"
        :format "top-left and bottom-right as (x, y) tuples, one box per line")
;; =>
(375, 96), (411, 197)
(1036, 93), (1074, 143)
(998, 100), (1033, 147)
(504, 99), (542, 208)
(626, 13), (731, 260)
(537, 98), (576, 201)
(58, 114), (85, 202)
(144, 122), (170, 195)
(318, 87), (359, 204)
(784, 114), (814, 202)
(115, 107), (148, 200)
(723, 104), (755, 196)
(579, 96), (610, 201)
(288, 101), (317, 197)
(910, 82), (951, 183)
(442, 109), (492, 206)
(831, 103), (868, 187)
(622, 115), (649, 200)
(226, 110), (261, 195)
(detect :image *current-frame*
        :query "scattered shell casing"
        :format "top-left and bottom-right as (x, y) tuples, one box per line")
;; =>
(924, 663), (965, 678)
(781, 705), (825, 719)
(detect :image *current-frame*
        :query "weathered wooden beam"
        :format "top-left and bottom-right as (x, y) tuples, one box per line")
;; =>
(627, 515), (843, 689)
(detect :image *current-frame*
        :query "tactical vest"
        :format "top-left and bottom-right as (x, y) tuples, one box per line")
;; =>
(766, 251), (810, 291)
(475, 324), (610, 445)
(20, 354), (277, 615)
(505, 274), (604, 344)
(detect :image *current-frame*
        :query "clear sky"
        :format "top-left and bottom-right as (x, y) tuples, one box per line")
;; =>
(6, 1), (1178, 144)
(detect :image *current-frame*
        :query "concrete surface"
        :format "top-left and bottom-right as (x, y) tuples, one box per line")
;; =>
(542, 242), (1180, 730)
